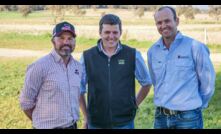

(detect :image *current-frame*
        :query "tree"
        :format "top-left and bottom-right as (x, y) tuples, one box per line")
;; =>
(176, 5), (195, 20)
(46, 5), (65, 24)
(176, 5), (186, 17)
(0, 5), (5, 11)
(0, 5), (18, 11)
(18, 5), (32, 17)
(208, 5), (221, 21)
(91, 5), (97, 11)
(68, 5), (86, 17)
(134, 7), (145, 18)
(183, 6), (195, 20)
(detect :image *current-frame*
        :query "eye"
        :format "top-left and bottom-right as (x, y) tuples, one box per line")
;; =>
(157, 21), (162, 25)
(68, 37), (73, 40)
(104, 31), (110, 34)
(59, 36), (65, 40)
(113, 31), (118, 34)
(164, 19), (170, 23)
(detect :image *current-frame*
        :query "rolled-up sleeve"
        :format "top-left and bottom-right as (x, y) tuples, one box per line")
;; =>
(20, 63), (43, 110)
(135, 50), (152, 86)
(193, 43), (216, 109)
(80, 55), (87, 95)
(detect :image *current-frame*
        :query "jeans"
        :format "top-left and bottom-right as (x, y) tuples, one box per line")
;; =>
(154, 107), (203, 129)
(88, 120), (134, 129)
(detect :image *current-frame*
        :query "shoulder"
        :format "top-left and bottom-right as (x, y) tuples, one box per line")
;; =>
(27, 54), (51, 71)
(83, 46), (97, 54)
(121, 44), (136, 51)
(147, 42), (159, 56)
(120, 44), (136, 56)
(183, 35), (209, 53)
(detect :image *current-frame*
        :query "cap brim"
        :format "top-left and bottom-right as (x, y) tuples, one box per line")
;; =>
(54, 30), (76, 38)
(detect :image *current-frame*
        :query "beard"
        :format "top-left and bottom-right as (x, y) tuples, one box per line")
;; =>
(57, 44), (73, 57)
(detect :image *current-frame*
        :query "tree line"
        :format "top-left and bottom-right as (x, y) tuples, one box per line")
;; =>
(0, 5), (220, 22)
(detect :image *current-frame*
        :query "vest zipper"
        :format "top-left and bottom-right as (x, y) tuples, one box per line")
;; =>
(108, 57), (113, 128)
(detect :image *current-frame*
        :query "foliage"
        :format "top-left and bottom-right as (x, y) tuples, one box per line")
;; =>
(18, 5), (32, 17)
(134, 7), (145, 18)
(208, 5), (221, 21)
(176, 5), (195, 20)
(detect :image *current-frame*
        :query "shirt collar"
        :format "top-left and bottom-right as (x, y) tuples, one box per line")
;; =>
(155, 31), (183, 49)
(97, 39), (122, 56)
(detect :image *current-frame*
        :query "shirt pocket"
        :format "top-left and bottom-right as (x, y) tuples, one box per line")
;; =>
(71, 76), (81, 87)
(152, 59), (164, 80)
(152, 60), (163, 70)
(42, 80), (61, 91)
(175, 57), (193, 68)
(175, 58), (194, 80)
(70, 76), (81, 98)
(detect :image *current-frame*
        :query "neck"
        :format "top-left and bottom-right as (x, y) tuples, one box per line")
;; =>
(163, 32), (177, 49)
(163, 38), (173, 49)
(62, 56), (70, 67)
(102, 45), (117, 57)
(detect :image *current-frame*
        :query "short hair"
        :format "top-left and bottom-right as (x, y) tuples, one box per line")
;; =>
(99, 14), (122, 34)
(155, 6), (177, 20)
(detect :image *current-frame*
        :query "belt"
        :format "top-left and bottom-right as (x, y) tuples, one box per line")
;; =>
(54, 122), (77, 129)
(157, 107), (182, 116)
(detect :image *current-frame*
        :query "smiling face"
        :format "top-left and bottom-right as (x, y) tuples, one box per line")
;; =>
(154, 8), (179, 41)
(100, 24), (121, 50)
(52, 31), (76, 58)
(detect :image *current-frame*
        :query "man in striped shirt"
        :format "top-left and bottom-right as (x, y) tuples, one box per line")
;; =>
(20, 21), (83, 129)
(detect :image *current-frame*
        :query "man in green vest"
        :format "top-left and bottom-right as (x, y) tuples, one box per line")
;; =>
(79, 14), (152, 129)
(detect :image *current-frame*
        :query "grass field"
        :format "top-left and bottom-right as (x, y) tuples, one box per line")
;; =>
(1, 10), (221, 44)
(0, 32), (154, 52)
(1, 10), (221, 25)
(0, 32), (221, 53)
(0, 9), (221, 129)
(0, 57), (220, 129)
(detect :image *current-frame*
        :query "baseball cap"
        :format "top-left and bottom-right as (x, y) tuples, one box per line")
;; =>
(52, 21), (76, 38)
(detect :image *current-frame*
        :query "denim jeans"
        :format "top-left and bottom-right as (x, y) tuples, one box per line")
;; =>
(88, 120), (134, 129)
(154, 107), (203, 129)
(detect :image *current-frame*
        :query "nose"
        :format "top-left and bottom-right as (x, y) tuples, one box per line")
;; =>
(109, 32), (114, 38)
(161, 22), (167, 29)
(63, 39), (71, 44)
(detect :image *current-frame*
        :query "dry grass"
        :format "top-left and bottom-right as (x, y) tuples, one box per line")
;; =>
(0, 10), (221, 44)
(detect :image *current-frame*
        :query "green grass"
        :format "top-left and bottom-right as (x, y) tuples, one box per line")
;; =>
(1, 32), (220, 53)
(0, 57), (35, 128)
(0, 57), (220, 128)
(0, 32), (153, 52)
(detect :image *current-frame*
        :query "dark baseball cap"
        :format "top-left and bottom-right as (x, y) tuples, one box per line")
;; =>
(52, 21), (76, 38)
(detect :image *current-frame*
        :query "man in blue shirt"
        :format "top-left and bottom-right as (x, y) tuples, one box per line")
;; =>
(147, 6), (216, 129)
(80, 14), (152, 129)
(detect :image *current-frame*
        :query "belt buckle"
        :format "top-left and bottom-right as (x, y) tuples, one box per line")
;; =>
(162, 108), (175, 115)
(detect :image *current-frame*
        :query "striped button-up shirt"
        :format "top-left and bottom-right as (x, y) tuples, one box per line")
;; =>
(147, 32), (215, 110)
(20, 49), (82, 129)
(80, 40), (152, 94)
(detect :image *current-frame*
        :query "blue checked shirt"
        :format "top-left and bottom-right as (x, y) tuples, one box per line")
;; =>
(80, 41), (152, 94)
(147, 32), (216, 110)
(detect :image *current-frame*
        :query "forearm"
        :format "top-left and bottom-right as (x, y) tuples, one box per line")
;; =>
(79, 94), (88, 122)
(136, 85), (151, 106)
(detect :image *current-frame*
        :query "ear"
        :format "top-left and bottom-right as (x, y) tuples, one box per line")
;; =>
(176, 17), (179, 27)
(51, 38), (55, 44)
